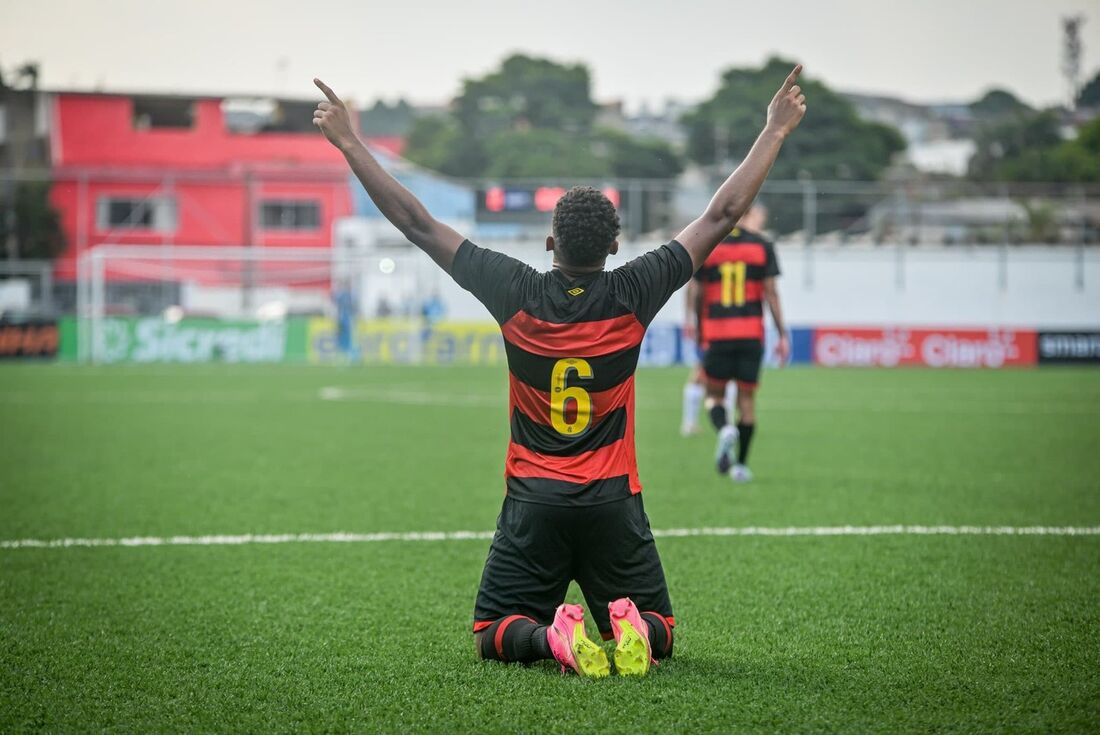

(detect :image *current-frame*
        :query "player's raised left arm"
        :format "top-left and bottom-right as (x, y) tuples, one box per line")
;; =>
(313, 78), (465, 273)
(763, 277), (790, 365)
(676, 65), (806, 271)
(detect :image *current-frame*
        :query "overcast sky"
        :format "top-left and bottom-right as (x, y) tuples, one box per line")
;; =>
(1, 0), (1097, 111)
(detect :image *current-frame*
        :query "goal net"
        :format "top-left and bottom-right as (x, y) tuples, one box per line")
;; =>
(74, 244), (445, 365)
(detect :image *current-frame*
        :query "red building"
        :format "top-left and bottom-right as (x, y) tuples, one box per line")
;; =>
(48, 91), (355, 283)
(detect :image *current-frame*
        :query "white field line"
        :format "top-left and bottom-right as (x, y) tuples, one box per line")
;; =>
(0, 385), (1094, 415)
(316, 387), (1099, 415)
(2, 525), (1099, 550)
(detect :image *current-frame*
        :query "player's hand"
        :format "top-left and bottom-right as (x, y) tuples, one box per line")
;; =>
(773, 334), (791, 367)
(766, 65), (807, 138)
(683, 321), (697, 342)
(313, 78), (359, 151)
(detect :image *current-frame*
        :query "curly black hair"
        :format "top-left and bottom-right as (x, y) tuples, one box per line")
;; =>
(551, 186), (621, 267)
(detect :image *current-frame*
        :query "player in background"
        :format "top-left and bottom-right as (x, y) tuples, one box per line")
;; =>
(695, 206), (789, 482)
(679, 203), (769, 436)
(313, 68), (805, 676)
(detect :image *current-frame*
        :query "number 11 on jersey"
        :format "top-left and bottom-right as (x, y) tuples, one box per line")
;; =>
(718, 261), (747, 307)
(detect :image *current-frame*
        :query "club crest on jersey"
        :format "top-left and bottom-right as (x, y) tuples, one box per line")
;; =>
(566, 287), (585, 297)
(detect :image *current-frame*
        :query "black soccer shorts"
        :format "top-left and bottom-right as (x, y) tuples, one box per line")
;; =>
(472, 494), (674, 638)
(703, 338), (765, 388)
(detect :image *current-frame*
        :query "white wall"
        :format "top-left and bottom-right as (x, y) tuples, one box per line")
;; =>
(776, 244), (1100, 328)
(415, 242), (1099, 329)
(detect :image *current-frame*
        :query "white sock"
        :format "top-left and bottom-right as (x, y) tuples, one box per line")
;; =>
(724, 382), (737, 420)
(682, 382), (705, 428)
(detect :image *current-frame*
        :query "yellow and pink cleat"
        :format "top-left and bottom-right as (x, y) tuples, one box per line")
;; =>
(546, 603), (610, 677)
(608, 597), (655, 676)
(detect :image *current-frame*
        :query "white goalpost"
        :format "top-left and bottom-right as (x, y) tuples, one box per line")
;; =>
(74, 244), (433, 364)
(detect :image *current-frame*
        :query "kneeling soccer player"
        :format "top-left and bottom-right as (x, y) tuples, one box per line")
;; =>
(312, 68), (806, 675)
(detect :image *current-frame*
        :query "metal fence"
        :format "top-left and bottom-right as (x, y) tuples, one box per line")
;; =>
(465, 176), (1100, 245)
(2, 168), (1099, 248)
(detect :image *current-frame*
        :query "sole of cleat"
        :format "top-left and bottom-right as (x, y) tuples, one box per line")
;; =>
(613, 620), (651, 677)
(571, 623), (610, 678)
(716, 454), (732, 474)
(715, 427), (737, 476)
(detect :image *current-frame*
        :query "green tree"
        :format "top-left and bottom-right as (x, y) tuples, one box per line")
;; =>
(968, 113), (1100, 183)
(968, 109), (1062, 179)
(596, 128), (683, 179)
(0, 181), (66, 260)
(483, 130), (610, 178)
(1077, 70), (1100, 108)
(682, 57), (904, 233)
(683, 57), (904, 181)
(403, 53), (682, 184)
(403, 115), (487, 178)
(359, 98), (417, 137)
(970, 88), (1032, 119)
(455, 54), (597, 139)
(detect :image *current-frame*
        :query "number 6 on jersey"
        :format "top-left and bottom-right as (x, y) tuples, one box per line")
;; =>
(550, 358), (593, 435)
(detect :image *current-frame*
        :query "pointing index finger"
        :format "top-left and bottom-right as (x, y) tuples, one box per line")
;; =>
(782, 64), (803, 92)
(313, 78), (341, 105)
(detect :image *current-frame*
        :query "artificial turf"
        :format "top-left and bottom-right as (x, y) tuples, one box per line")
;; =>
(1, 364), (1098, 732)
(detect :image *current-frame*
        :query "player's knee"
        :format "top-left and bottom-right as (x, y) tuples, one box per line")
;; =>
(736, 387), (756, 413)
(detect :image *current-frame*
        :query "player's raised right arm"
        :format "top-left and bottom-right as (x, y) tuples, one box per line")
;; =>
(676, 65), (806, 272)
(312, 78), (465, 273)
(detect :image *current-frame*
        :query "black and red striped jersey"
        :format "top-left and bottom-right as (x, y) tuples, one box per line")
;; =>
(693, 227), (779, 343)
(452, 240), (693, 506)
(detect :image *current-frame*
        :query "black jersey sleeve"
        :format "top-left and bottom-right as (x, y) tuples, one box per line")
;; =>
(451, 240), (537, 324)
(610, 240), (695, 327)
(764, 240), (781, 277)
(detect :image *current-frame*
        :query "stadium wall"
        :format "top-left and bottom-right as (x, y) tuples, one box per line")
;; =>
(430, 242), (1100, 329)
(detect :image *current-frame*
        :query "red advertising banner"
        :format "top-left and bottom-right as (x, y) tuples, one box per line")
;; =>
(813, 328), (1038, 368)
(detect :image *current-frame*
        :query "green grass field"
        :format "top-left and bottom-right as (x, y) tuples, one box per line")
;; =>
(2, 364), (1099, 733)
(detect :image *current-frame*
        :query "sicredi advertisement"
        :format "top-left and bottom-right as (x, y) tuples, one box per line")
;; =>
(94, 318), (288, 363)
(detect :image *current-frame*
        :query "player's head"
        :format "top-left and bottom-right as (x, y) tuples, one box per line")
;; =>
(547, 186), (621, 268)
(738, 202), (768, 232)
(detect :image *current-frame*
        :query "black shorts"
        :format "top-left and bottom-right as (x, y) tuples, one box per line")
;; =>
(473, 494), (674, 638)
(703, 338), (764, 387)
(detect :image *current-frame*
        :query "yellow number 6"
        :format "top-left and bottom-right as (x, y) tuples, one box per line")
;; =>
(550, 358), (593, 436)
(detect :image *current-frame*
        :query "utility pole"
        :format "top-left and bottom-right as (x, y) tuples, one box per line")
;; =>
(1063, 15), (1084, 110)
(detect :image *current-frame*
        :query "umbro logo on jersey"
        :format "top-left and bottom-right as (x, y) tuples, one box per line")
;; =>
(567, 287), (585, 297)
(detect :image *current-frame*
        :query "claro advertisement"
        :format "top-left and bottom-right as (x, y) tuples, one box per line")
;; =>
(812, 328), (1039, 368)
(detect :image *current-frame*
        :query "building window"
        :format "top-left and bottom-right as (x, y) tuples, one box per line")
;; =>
(132, 97), (194, 130)
(260, 201), (321, 230)
(222, 98), (318, 134)
(97, 196), (177, 232)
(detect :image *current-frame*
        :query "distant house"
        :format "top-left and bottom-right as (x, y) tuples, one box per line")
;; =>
(45, 90), (360, 286)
